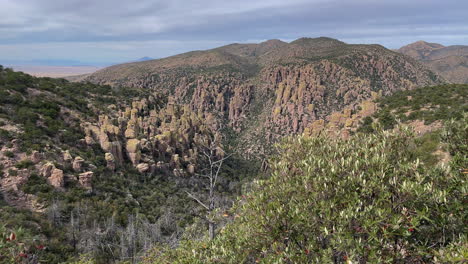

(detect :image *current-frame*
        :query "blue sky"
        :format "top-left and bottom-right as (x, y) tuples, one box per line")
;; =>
(0, 0), (467, 66)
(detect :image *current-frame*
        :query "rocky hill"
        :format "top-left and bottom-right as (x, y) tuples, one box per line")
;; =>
(398, 41), (468, 83)
(0, 66), (252, 262)
(85, 37), (444, 156)
(0, 63), (463, 263)
(143, 90), (467, 264)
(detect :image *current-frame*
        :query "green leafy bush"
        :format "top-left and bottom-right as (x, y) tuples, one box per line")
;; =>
(15, 159), (34, 169)
(4, 151), (14, 158)
(145, 127), (467, 263)
(441, 113), (468, 171)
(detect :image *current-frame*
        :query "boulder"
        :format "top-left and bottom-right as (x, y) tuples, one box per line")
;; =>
(103, 141), (124, 167)
(124, 127), (136, 138)
(85, 136), (95, 145)
(126, 139), (141, 165)
(187, 164), (195, 174)
(41, 162), (55, 178)
(105, 152), (116, 170)
(63, 150), (73, 163)
(72, 156), (85, 172)
(171, 154), (181, 168)
(48, 168), (64, 188)
(78, 171), (93, 189)
(136, 163), (150, 174)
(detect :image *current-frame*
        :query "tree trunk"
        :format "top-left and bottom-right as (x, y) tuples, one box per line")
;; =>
(209, 221), (216, 240)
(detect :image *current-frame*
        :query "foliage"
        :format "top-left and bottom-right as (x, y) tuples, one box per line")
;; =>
(358, 84), (467, 133)
(144, 126), (467, 263)
(15, 159), (35, 169)
(3, 151), (14, 158)
(377, 84), (467, 124)
(441, 113), (468, 171)
(411, 131), (443, 167)
(0, 199), (73, 263)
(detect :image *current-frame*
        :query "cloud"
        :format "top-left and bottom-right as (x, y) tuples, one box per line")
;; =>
(0, 0), (466, 64)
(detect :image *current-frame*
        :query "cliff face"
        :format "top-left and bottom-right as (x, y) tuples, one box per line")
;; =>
(398, 41), (468, 84)
(84, 37), (444, 155)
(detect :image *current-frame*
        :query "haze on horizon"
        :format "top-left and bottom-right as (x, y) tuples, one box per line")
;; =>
(0, 0), (467, 66)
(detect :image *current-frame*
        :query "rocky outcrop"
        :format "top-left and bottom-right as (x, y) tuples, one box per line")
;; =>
(49, 168), (64, 188)
(79, 96), (217, 176)
(126, 139), (141, 166)
(78, 171), (93, 189)
(83, 37), (443, 157)
(30, 151), (42, 164)
(63, 150), (73, 163)
(40, 162), (65, 188)
(303, 97), (379, 138)
(136, 163), (150, 174)
(40, 162), (55, 178)
(105, 153), (116, 170)
(72, 156), (85, 172)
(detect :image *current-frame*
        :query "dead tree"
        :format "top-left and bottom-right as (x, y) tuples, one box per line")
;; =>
(186, 134), (231, 240)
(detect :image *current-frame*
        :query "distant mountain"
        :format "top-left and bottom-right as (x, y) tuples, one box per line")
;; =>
(136, 56), (154, 62)
(398, 41), (468, 83)
(84, 37), (443, 155)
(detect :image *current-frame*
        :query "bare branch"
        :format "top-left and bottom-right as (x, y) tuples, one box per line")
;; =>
(185, 191), (210, 211)
(195, 172), (212, 179)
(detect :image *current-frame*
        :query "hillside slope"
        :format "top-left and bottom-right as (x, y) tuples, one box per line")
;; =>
(141, 84), (467, 264)
(398, 41), (468, 83)
(143, 115), (467, 264)
(0, 65), (463, 263)
(0, 66), (252, 263)
(84, 37), (444, 155)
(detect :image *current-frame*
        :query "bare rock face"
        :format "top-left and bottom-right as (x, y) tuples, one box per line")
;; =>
(136, 163), (150, 174)
(105, 152), (116, 170)
(63, 150), (73, 163)
(126, 139), (141, 165)
(85, 135), (95, 145)
(78, 95), (216, 175)
(30, 151), (42, 164)
(72, 156), (85, 172)
(187, 164), (195, 174)
(78, 171), (93, 189)
(107, 141), (124, 167)
(40, 162), (64, 188)
(49, 168), (64, 188)
(303, 98), (379, 138)
(41, 162), (55, 178)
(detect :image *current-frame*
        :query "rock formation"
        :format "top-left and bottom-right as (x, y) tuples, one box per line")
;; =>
(78, 172), (93, 189)
(72, 156), (85, 172)
(40, 162), (65, 188)
(84, 37), (443, 156)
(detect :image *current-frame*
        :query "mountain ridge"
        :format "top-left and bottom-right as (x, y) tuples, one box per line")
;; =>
(83, 37), (444, 156)
(398, 40), (468, 83)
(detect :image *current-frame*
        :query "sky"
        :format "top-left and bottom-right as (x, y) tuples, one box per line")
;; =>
(0, 0), (467, 66)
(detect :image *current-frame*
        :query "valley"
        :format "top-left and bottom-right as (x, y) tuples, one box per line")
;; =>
(0, 37), (466, 263)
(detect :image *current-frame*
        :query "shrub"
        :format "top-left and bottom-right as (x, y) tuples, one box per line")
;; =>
(144, 127), (467, 263)
(15, 159), (35, 169)
(377, 110), (396, 130)
(356, 116), (374, 133)
(441, 113), (468, 171)
(8, 169), (17, 176)
(4, 151), (14, 158)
